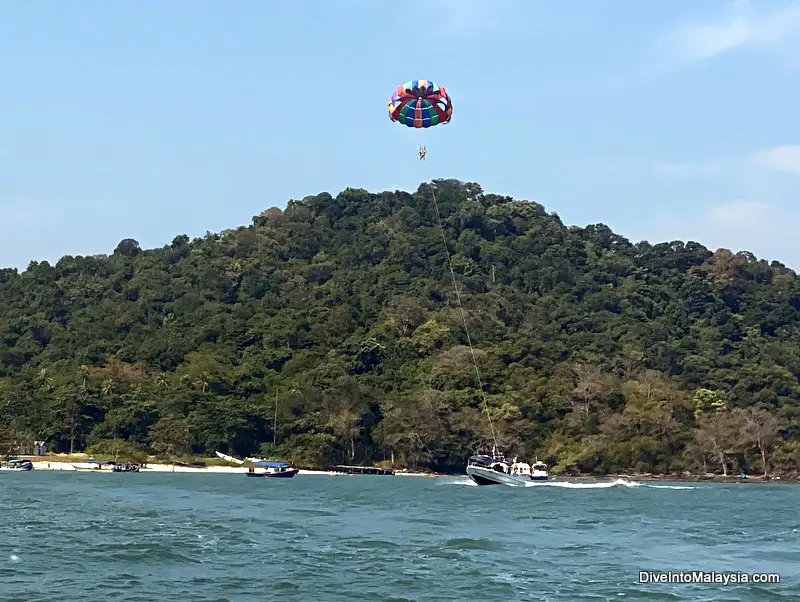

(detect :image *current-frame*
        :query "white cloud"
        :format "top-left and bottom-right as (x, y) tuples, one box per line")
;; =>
(0, 200), (65, 229)
(418, 0), (517, 38)
(654, 145), (800, 178)
(707, 199), (773, 225)
(652, 159), (732, 177)
(660, 0), (800, 64)
(751, 145), (800, 175)
(436, 0), (484, 34)
(646, 145), (800, 267)
(639, 199), (800, 268)
(698, 200), (800, 266)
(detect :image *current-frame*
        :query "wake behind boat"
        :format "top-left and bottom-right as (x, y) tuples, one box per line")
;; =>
(466, 449), (548, 486)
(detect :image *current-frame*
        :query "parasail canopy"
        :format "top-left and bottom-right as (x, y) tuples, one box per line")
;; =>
(388, 79), (453, 129)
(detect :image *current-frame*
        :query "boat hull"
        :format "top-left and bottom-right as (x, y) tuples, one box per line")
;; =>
(467, 465), (529, 487)
(246, 468), (299, 479)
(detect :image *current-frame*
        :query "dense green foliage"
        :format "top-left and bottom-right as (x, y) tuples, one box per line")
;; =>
(1, 179), (798, 475)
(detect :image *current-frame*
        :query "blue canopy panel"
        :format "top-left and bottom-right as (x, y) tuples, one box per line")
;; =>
(252, 461), (289, 468)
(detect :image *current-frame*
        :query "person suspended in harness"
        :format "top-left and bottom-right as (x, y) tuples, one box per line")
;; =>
(419, 146), (427, 161)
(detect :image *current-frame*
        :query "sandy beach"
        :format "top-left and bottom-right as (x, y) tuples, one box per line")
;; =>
(29, 461), (354, 475)
(21, 455), (438, 477)
(15, 459), (792, 482)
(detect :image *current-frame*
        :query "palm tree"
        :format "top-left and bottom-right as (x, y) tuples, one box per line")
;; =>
(154, 373), (169, 389)
(270, 384), (299, 445)
(102, 379), (116, 396)
(36, 368), (54, 391)
(78, 365), (90, 389)
(195, 371), (210, 393)
(328, 408), (361, 462)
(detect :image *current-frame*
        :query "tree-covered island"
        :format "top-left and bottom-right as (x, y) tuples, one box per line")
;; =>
(1, 180), (798, 478)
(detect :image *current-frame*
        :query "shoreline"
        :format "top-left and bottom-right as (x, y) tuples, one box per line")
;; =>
(23, 458), (440, 477)
(13, 456), (798, 483)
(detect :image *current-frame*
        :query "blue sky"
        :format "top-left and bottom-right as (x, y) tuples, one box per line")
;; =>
(1, 0), (799, 270)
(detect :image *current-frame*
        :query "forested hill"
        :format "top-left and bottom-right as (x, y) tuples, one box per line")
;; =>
(1, 179), (799, 476)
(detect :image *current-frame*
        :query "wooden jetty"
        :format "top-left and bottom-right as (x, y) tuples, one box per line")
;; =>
(326, 464), (394, 476)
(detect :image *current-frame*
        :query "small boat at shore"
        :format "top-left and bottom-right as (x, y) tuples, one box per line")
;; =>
(0, 459), (34, 471)
(111, 462), (140, 473)
(72, 460), (113, 471)
(72, 460), (141, 472)
(246, 460), (298, 478)
(326, 464), (394, 476)
(215, 451), (245, 464)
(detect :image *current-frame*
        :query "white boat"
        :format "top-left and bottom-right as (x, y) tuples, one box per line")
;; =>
(215, 451), (271, 465)
(466, 449), (549, 486)
(467, 449), (532, 487)
(215, 451), (245, 464)
(530, 460), (549, 481)
(0, 459), (33, 471)
(72, 460), (113, 471)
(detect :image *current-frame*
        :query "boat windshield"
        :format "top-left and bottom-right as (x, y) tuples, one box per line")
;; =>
(467, 455), (495, 467)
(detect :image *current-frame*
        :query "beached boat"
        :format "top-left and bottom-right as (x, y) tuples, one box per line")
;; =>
(215, 450), (270, 464)
(246, 460), (298, 478)
(326, 464), (394, 476)
(72, 460), (113, 471)
(0, 459), (34, 471)
(215, 451), (245, 464)
(111, 462), (140, 473)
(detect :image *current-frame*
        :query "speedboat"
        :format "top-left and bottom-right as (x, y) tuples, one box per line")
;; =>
(467, 448), (549, 486)
(467, 450), (532, 487)
(246, 460), (298, 478)
(0, 459), (33, 471)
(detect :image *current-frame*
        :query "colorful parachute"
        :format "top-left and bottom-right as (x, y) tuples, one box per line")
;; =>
(388, 80), (453, 129)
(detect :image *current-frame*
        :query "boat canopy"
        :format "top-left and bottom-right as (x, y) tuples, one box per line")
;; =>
(252, 461), (289, 468)
(468, 454), (505, 464)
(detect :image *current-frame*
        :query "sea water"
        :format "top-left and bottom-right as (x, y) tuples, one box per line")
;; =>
(1, 472), (797, 601)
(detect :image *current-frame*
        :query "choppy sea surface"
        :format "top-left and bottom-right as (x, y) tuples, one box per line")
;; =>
(1, 471), (798, 601)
